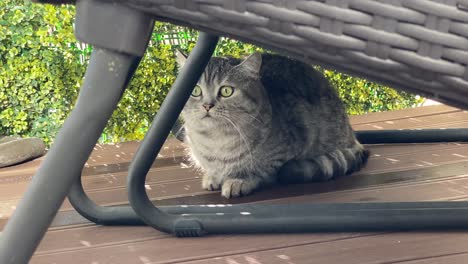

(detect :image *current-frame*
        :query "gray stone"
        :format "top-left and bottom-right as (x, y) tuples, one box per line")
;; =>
(0, 137), (46, 168)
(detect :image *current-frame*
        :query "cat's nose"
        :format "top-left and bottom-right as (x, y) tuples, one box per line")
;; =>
(203, 103), (214, 112)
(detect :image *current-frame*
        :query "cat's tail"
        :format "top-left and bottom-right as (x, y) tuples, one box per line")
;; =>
(277, 142), (369, 184)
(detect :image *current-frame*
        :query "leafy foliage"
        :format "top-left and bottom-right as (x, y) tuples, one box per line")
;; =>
(1, 1), (422, 145)
(321, 69), (422, 115)
(0, 0), (83, 145)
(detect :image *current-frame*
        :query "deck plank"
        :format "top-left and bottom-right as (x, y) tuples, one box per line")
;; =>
(176, 233), (468, 264)
(349, 104), (461, 125)
(353, 111), (468, 130)
(394, 253), (468, 263)
(24, 161), (468, 260)
(31, 233), (372, 264)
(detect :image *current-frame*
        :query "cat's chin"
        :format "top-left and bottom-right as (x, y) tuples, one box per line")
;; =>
(184, 113), (223, 129)
(201, 113), (212, 119)
(200, 115), (218, 125)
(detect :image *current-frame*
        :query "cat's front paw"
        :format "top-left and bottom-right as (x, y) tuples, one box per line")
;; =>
(202, 176), (221, 191)
(221, 178), (260, 198)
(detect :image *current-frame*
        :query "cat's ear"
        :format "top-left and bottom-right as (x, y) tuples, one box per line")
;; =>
(175, 49), (188, 69)
(238, 52), (262, 74)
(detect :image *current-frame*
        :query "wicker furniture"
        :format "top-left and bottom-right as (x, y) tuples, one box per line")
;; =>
(38, 0), (468, 108)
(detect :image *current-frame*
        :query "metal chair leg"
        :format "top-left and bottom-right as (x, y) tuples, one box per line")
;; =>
(0, 48), (142, 264)
(68, 170), (145, 225)
(125, 32), (219, 235)
(62, 0), (156, 226)
(0, 1), (153, 263)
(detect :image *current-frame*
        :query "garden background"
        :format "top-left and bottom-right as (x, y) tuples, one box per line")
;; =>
(1, 0), (422, 146)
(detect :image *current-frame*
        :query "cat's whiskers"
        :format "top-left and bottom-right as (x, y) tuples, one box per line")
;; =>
(220, 116), (256, 172)
(227, 115), (264, 131)
(226, 109), (263, 124)
(219, 116), (242, 167)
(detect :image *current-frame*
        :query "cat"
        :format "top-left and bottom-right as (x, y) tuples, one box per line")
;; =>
(176, 50), (369, 199)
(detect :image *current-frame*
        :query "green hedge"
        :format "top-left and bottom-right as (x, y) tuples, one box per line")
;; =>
(321, 69), (421, 115)
(1, 1), (422, 145)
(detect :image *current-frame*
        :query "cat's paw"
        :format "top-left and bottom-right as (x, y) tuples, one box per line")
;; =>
(202, 176), (221, 191)
(221, 178), (260, 198)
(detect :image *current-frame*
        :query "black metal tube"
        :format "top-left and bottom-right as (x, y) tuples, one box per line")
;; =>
(0, 49), (140, 263)
(356, 129), (468, 144)
(127, 32), (219, 234)
(177, 203), (468, 233)
(161, 201), (468, 214)
(68, 174), (144, 225)
(61, 200), (468, 233)
(152, 202), (468, 234)
(66, 54), (145, 226)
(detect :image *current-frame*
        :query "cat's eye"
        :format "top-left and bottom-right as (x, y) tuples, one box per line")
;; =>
(219, 86), (234, 98)
(191, 85), (202, 97)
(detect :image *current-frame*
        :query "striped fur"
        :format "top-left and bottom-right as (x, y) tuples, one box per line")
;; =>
(277, 142), (370, 184)
(178, 51), (369, 198)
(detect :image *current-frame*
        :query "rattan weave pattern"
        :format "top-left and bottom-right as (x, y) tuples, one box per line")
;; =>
(36, 0), (468, 107)
(100, 0), (468, 109)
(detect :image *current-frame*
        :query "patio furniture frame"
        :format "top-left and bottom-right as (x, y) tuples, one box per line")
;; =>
(3, 0), (468, 263)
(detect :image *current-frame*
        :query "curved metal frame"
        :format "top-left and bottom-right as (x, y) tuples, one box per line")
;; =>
(67, 32), (220, 228)
(68, 6), (468, 235)
(65, 30), (468, 234)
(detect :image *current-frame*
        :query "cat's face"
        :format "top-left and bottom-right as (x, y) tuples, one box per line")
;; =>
(179, 52), (270, 131)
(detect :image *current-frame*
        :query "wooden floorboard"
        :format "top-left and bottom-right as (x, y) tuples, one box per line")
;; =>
(24, 161), (468, 262)
(175, 232), (468, 264)
(2, 105), (468, 264)
(395, 253), (468, 264)
(31, 233), (372, 264)
(349, 104), (461, 125)
(353, 111), (468, 130)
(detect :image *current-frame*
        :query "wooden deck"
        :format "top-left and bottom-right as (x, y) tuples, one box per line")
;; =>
(2, 104), (468, 264)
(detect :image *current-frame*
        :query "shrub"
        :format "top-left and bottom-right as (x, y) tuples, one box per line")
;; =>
(321, 69), (422, 115)
(0, 1), (83, 145)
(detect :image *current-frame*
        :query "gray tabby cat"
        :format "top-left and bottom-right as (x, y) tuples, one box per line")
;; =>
(177, 51), (369, 199)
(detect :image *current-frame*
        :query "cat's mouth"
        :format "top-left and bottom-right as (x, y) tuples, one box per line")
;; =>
(201, 113), (212, 119)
